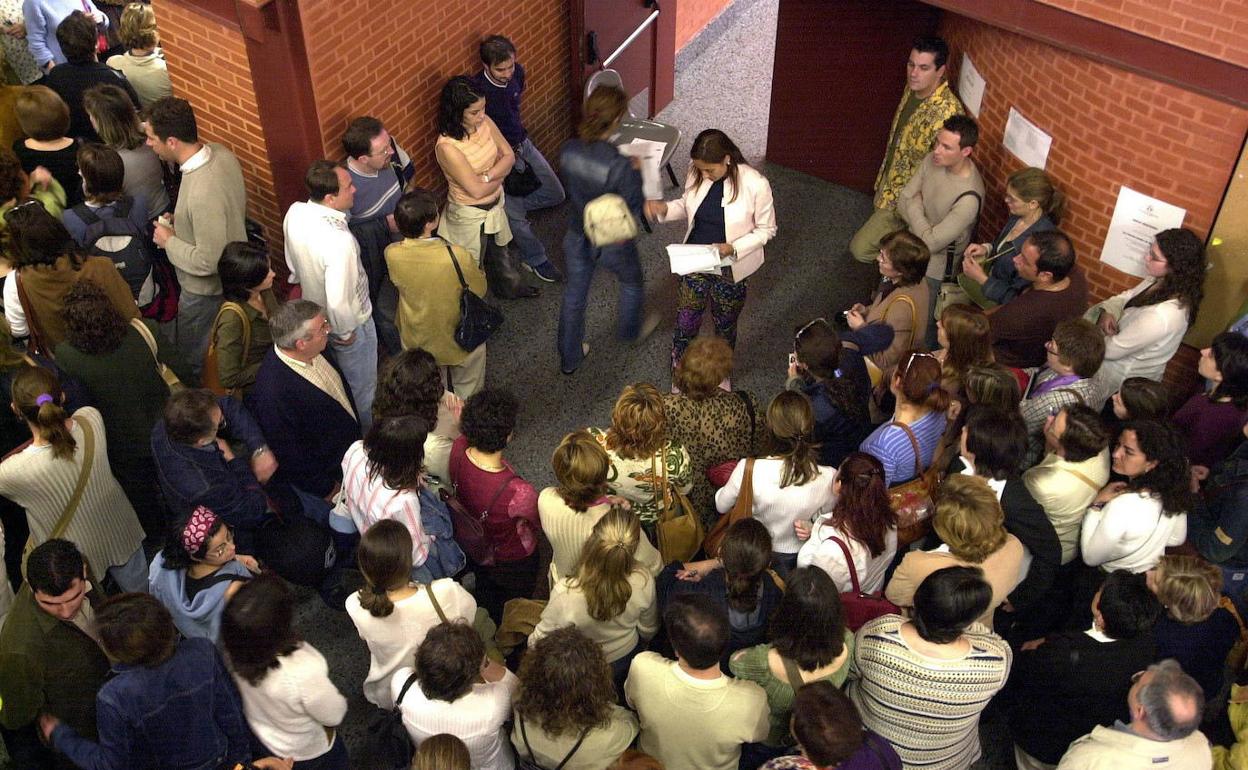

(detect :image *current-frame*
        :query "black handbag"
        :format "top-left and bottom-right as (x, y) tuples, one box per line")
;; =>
(365, 671), (419, 770)
(444, 240), (503, 352)
(504, 153), (543, 197)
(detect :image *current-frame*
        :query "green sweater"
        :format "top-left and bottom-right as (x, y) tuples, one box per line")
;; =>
(165, 143), (248, 295)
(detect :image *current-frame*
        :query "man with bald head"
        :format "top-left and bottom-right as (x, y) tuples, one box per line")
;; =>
(1056, 659), (1211, 769)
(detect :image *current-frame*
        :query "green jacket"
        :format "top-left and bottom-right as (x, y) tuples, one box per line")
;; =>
(873, 80), (964, 211)
(0, 584), (109, 737)
(212, 291), (275, 394)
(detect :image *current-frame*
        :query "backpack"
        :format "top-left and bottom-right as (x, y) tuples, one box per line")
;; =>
(583, 193), (638, 247)
(71, 197), (155, 306)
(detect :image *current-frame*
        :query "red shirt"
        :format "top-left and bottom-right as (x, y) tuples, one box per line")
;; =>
(448, 436), (540, 561)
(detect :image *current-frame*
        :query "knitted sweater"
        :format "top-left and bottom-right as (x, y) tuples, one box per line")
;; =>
(165, 144), (248, 295)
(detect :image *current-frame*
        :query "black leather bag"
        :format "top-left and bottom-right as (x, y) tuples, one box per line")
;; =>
(444, 240), (503, 352)
(504, 154), (543, 197)
(365, 671), (418, 770)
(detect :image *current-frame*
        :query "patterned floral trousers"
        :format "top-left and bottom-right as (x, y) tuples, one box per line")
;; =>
(671, 272), (748, 368)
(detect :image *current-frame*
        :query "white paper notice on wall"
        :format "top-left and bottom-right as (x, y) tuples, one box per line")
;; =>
(1100, 186), (1187, 278)
(1003, 107), (1051, 169)
(958, 53), (985, 117)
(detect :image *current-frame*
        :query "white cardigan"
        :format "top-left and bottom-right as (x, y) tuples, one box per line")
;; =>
(1080, 491), (1187, 573)
(1089, 279), (1189, 408)
(657, 163), (777, 283)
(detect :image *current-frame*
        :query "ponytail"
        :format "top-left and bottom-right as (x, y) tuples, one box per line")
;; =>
(765, 390), (820, 488)
(358, 581), (395, 618)
(721, 519), (771, 614)
(355, 520), (413, 618)
(573, 507), (639, 621)
(11, 366), (74, 460)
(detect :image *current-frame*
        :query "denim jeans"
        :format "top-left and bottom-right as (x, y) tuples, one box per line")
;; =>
(327, 321), (377, 433)
(557, 231), (644, 371)
(176, 291), (223, 380)
(504, 138), (566, 267)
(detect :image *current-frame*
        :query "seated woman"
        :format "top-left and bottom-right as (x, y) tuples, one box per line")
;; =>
(886, 474), (1025, 630)
(393, 621), (518, 770)
(41, 593), (252, 769)
(1089, 228), (1205, 409)
(730, 568), (853, 749)
(150, 388), (275, 548)
(531, 508), (658, 690)
(844, 228), (931, 387)
(0, 366), (147, 592)
(512, 626), (639, 770)
(210, 241), (277, 397)
(62, 143), (152, 306)
(1018, 318), (1105, 467)
(81, 83), (169, 219)
(3, 202), (138, 352)
(785, 318), (874, 468)
(758, 681), (901, 770)
(849, 566), (1011, 770)
(539, 430), (661, 581)
(663, 335), (761, 517)
(373, 348), (463, 485)
(590, 383), (693, 536)
(1149, 555), (1239, 703)
(221, 575), (349, 769)
(345, 521), (476, 710)
(339, 414), (434, 580)
(858, 351), (949, 487)
(660, 518), (783, 667)
(148, 506), (259, 640)
(1104, 375), (1170, 439)
(448, 388), (540, 623)
(12, 86), (83, 207)
(933, 303), (993, 400)
(1174, 332), (1248, 470)
(796, 452), (898, 595)
(957, 167), (1063, 308)
(1006, 570), (1161, 769)
(385, 188), (490, 399)
(716, 391), (836, 575)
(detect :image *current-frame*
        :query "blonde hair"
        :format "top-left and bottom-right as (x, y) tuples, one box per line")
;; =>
(1007, 167), (1065, 224)
(674, 335), (733, 398)
(411, 733), (470, 770)
(606, 383), (667, 460)
(571, 506), (641, 621)
(1153, 555), (1222, 624)
(119, 3), (158, 50)
(578, 85), (627, 142)
(552, 430), (610, 511)
(933, 475), (1008, 563)
(12, 366), (74, 460)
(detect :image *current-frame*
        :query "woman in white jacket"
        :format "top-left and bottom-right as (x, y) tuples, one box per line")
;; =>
(645, 129), (777, 378)
(1088, 228), (1204, 408)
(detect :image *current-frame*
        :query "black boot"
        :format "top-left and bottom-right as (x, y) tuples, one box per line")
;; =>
(483, 241), (539, 299)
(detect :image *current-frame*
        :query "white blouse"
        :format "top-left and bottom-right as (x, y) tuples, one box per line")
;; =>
(1080, 491), (1187, 573)
(715, 458), (836, 554)
(232, 644), (347, 762)
(797, 515), (898, 594)
(1090, 279), (1189, 408)
(394, 667), (520, 770)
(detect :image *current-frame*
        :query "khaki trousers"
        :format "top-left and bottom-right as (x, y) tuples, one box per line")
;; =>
(848, 206), (906, 263)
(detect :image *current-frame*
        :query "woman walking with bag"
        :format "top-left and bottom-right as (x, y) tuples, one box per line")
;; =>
(644, 129), (777, 378)
(207, 241), (277, 397)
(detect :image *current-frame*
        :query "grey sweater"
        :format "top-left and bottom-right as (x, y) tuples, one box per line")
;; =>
(898, 153), (985, 281)
(166, 143), (248, 295)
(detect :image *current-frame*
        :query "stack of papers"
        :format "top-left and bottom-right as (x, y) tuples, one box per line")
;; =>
(666, 244), (724, 276)
(616, 139), (666, 200)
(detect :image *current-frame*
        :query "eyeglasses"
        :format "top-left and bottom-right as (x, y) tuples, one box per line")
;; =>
(208, 527), (235, 559)
(369, 145), (394, 158)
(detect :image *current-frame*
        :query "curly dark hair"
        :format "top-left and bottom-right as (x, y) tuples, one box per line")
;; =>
(63, 279), (128, 354)
(1122, 419), (1192, 516)
(460, 388), (518, 453)
(436, 76), (484, 141)
(415, 621), (484, 703)
(372, 349), (443, 426)
(363, 414), (429, 492)
(0, 148), (26, 204)
(1126, 228), (1204, 323)
(514, 626), (615, 736)
(5, 201), (78, 268)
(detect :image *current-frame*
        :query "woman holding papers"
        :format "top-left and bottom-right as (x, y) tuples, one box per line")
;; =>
(645, 129), (777, 383)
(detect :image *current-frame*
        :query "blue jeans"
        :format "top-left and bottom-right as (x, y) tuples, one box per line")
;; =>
(557, 231), (643, 371)
(327, 321), (377, 433)
(505, 138), (566, 267)
(176, 291), (223, 380)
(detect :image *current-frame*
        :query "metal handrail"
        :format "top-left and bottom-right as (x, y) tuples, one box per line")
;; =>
(601, 9), (659, 68)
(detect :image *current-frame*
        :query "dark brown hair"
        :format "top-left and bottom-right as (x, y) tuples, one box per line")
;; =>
(221, 574), (302, 686)
(831, 452), (895, 557)
(762, 390), (820, 488)
(552, 430), (610, 511)
(363, 415), (428, 492)
(879, 229), (931, 286)
(63, 279), (128, 354)
(415, 621), (485, 702)
(721, 518), (772, 614)
(355, 520), (414, 618)
(687, 128), (747, 203)
(579, 85), (627, 142)
(97, 593), (178, 667)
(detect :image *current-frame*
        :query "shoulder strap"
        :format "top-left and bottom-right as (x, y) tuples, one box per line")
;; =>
(879, 292), (918, 350)
(943, 190), (984, 280)
(553, 726), (594, 770)
(888, 421), (924, 477)
(442, 238), (469, 290)
(193, 571), (252, 591)
(113, 197), (132, 218)
(780, 654), (806, 694)
(70, 203), (100, 226)
(129, 317), (160, 362)
(828, 535), (862, 594)
(736, 390), (756, 445)
(483, 472), (518, 519)
(394, 671), (419, 710)
(52, 416), (95, 540)
(15, 272), (50, 357)
(740, 457), (756, 502)
(421, 583), (449, 623)
(518, 715), (538, 764)
(1059, 466), (1100, 492)
(212, 302), (252, 356)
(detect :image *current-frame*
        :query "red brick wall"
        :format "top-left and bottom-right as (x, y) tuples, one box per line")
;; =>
(296, 0), (572, 193)
(149, 0), (284, 252)
(677, 0), (734, 50)
(939, 14), (1248, 303)
(1037, 0), (1248, 69)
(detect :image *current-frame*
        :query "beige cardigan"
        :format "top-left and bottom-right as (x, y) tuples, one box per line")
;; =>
(384, 237), (486, 366)
(884, 534), (1025, 629)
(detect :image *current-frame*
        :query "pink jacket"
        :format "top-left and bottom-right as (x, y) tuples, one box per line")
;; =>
(658, 163), (777, 283)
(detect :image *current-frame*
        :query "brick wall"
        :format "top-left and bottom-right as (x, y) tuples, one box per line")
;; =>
(296, 0), (572, 194)
(149, 0), (285, 252)
(939, 13), (1248, 398)
(1036, 0), (1248, 69)
(677, 0), (734, 50)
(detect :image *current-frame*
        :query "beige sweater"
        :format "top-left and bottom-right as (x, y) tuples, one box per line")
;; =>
(166, 143), (248, 295)
(538, 487), (663, 581)
(1023, 450), (1111, 565)
(885, 535), (1025, 629)
(530, 571), (658, 663)
(898, 153), (985, 281)
(510, 705), (638, 770)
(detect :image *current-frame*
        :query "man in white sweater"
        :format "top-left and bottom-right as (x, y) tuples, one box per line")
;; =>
(284, 161), (377, 431)
(625, 594), (768, 770)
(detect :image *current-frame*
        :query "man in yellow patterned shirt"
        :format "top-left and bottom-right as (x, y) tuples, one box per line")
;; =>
(849, 35), (964, 263)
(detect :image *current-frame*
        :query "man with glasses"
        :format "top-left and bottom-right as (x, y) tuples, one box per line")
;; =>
(0, 539), (109, 769)
(989, 230), (1087, 369)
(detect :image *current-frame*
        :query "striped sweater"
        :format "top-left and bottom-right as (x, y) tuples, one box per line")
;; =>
(847, 615), (1011, 770)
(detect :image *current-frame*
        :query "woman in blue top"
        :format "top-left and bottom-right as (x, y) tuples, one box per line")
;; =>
(859, 351), (950, 487)
(957, 167), (1062, 308)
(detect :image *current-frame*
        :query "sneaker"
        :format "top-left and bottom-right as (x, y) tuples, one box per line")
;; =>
(561, 343), (591, 375)
(526, 260), (564, 283)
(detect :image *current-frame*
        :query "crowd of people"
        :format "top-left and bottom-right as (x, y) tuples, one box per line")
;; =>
(0, 7), (1241, 769)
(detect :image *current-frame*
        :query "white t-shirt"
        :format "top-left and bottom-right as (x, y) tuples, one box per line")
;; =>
(393, 666), (519, 770)
(232, 644), (347, 761)
(715, 458), (836, 554)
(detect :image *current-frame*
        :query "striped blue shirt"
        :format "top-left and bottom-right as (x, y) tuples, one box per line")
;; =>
(859, 410), (947, 487)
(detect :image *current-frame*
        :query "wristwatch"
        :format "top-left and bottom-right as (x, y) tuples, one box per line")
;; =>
(252, 446), (269, 459)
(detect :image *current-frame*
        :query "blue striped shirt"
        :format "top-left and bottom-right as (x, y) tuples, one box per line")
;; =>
(859, 410), (947, 487)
